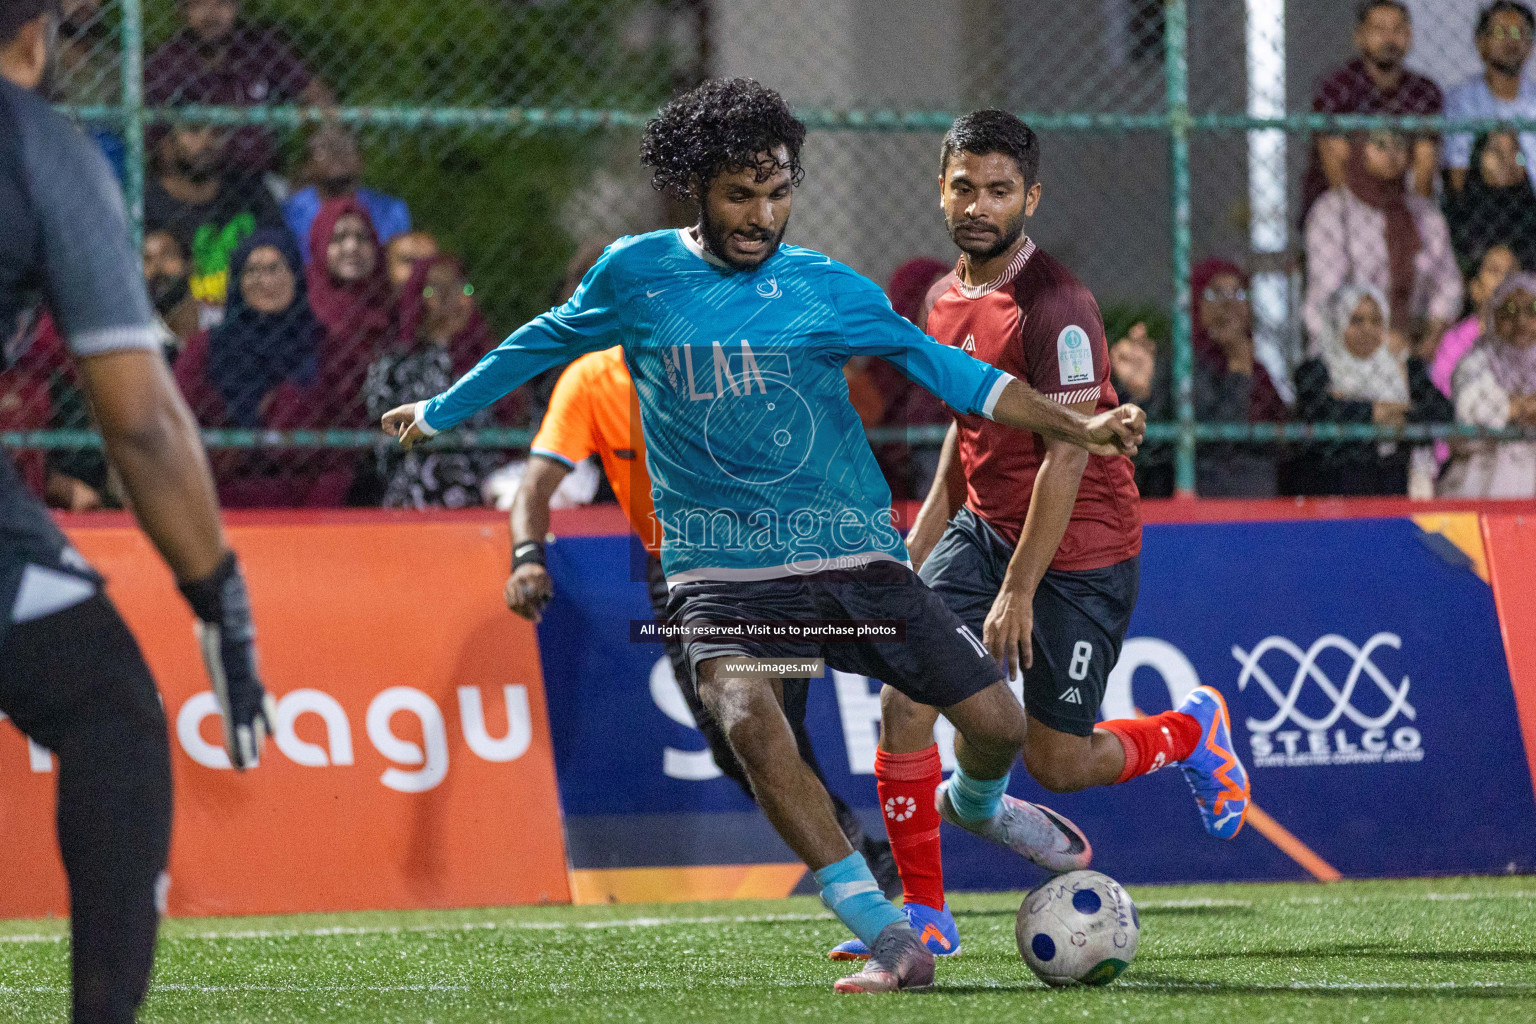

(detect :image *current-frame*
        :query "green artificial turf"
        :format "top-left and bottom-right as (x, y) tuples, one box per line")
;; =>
(2, 876), (1534, 1022)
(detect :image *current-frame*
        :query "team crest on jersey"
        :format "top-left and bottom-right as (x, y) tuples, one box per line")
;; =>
(756, 277), (782, 299)
(961, 333), (976, 352)
(1058, 325), (1093, 386)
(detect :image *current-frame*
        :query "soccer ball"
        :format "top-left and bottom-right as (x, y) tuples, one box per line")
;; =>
(1015, 869), (1139, 986)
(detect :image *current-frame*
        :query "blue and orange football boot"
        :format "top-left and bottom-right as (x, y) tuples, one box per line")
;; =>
(828, 902), (960, 961)
(1176, 685), (1250, 839)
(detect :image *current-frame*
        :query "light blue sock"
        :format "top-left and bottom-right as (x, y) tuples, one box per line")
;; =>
(814, 852), (905, 947)
(945, 766), (1010, 822)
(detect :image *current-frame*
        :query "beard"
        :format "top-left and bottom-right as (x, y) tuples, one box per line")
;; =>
(1365, 46), (1404, 72)
(699, 204), (788, 271)
(149, 273), (191, 315)
(174, 155), (221, 185)
(947, 208), (1026, 262)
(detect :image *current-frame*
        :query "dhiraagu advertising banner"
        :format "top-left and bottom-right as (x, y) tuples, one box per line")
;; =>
(537, 513), (1536, 901)
(0, 517), (571, 918)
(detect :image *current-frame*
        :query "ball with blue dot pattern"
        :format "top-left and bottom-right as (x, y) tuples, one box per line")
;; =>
(1016, 869), (1140, 986)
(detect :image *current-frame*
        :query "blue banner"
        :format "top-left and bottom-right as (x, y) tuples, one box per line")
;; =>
(537, 518), (1536, 888)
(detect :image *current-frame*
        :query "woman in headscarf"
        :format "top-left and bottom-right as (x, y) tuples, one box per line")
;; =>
(362, 254), (518, 508)
(1114, 258), (1288, 496)
(1292, 284), (1452, 495)
(306, 196), (396, 428)
(1304, 130), (1463, 360)
(1440, 272), (1536, 497)
(175, 228), (353, 506)
(1432, 243), (1519, 399)
(1444, 131), (1536, 275)
(394, 254), (496, 381)
(195, 230), (320, 428)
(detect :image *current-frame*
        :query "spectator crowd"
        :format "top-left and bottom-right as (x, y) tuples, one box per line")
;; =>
(1099, 0), (1536, 499)
(11, 0), (1536, 508)
(11, 0), (538, 511)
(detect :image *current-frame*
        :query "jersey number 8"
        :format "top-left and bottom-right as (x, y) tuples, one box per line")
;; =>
(1068, 641), (1093, 682)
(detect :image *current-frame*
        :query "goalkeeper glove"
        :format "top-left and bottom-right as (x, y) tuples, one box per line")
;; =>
(179, 551), (275, 770)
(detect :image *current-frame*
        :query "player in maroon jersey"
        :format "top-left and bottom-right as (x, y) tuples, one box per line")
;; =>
(832, 110), (1251, 961)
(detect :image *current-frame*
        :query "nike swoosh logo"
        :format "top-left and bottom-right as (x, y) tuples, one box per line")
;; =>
(1037, 805), (1086, 854)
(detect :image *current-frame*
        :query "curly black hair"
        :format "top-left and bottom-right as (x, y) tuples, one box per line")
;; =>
(640, 78), (806, 202)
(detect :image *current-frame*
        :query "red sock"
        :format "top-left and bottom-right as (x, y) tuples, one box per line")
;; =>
(1099, 711), (1202, 784)
(874, 745), (945, 911)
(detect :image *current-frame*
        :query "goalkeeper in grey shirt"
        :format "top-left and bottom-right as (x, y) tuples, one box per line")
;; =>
(0, 3), (274, 1021)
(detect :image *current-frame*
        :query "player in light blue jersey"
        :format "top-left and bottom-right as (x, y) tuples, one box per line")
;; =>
(383, 80), (1145, 993)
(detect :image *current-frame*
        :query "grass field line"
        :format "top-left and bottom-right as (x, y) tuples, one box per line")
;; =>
(0, 912), (835, 945)
(3, 978), (1533, 998)
(1, 887), (1533, 948)
(176, 911), (837, 943)
(1133, 889), (1536, 909)
(0, 983), (476, 994)
(942, 979), (1536, 994)
(1117, 980), (1536, 993)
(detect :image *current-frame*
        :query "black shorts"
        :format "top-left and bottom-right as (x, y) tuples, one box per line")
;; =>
(0, 592), (167, 766)
(665, 559), (1001, 709)
(644, 551), (813, 723)
(919, 506), (1139, 737)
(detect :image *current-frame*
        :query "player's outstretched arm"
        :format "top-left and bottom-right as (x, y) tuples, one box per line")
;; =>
(384, 243), (628, 446)
(990, 379), (1145, 457)
(831, 267), (1142, 457)
(381, 332), (618, 449)
(77, 350), (274, 769)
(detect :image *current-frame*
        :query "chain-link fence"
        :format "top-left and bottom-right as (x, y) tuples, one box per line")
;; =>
(10, 0), (1536, 509)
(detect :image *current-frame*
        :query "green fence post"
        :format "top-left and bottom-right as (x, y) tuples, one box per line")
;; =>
(1164, 0), (1196, 495)
(120, 0), (145, 250)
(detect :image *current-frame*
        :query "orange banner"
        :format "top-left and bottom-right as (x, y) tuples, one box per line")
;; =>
(0, 519), (570, 917)
(1483, 513), (1536, 807)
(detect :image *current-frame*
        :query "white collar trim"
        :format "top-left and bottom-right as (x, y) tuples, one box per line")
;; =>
(678, 227), (730, 268)
(955, 238), (1036, 299)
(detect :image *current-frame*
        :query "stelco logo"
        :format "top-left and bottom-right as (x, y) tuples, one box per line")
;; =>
(1233, 633), (1422, 768)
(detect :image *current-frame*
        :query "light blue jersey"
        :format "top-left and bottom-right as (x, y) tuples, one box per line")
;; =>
(419, 229), (1013, 581)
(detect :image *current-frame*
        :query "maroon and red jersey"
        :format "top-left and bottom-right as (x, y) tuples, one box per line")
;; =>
(924, 240), (1141, 571)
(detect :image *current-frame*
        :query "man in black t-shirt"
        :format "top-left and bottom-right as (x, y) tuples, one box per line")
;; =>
(144, 118), (286, 324)
(1, 3), (275, 1021)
